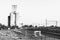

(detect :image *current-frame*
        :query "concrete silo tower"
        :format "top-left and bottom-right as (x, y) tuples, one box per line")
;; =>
(12, 5), (17, 27)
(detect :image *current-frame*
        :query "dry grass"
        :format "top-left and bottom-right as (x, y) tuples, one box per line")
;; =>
(0, 29), (20, 40)
(0, 29), (60, 40)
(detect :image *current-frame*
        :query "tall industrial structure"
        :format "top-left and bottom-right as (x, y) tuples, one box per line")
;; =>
(8, 12), (11, 27)
(12, 5), (17, 27)
(8, 5), (17, 28)
(8, 15), (11, 27)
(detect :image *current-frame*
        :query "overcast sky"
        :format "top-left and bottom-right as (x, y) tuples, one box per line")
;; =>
(0, 0), (60, 26)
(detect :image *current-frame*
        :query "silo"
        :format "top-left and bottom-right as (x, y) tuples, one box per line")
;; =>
(8, 16), (11, 27)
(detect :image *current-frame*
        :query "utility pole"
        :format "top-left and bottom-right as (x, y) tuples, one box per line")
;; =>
(56, 21), (57, 26)
(46, 19), (47, 27)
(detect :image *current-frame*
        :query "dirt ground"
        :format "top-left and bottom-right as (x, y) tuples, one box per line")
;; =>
(0, 29), (60, 40)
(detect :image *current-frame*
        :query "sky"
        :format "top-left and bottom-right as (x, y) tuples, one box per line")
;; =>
(0, 0), (60, 26)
